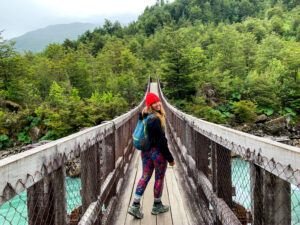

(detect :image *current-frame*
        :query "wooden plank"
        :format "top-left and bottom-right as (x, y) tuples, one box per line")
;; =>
(125, 157), (143, 225)
(172, 165), (199, 225)
(114, 152), (139, 225)
(157, 167), (172, 225)
(150, 83), (159, 95)
(165, 168), (189, 225)
(141, 173), (156, 225)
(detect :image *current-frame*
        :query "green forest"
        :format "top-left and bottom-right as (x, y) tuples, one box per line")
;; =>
(1, 0), (299, 149)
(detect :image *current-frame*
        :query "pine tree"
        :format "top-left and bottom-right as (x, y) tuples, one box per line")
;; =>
(161, 28), (195, 99)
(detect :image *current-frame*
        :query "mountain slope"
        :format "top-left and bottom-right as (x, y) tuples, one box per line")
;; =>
(10, 23), (97, 53)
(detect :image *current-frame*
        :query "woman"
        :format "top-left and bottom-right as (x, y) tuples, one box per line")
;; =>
(128, 92), (175, 219)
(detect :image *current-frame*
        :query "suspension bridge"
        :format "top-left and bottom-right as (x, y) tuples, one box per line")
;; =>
(0, 77), (299, 225)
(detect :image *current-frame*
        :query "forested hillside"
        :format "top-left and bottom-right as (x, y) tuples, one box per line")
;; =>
(10, 23), (98, 53)
(1, 0), (299, 150)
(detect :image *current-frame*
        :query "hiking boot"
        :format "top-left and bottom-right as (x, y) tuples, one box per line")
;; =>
(128, 205), (144, 219)
(151, 203), (169, 215)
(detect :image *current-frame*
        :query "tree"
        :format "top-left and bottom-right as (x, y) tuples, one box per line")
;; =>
(0, 33), (17, 91)
(271, 16), (284, 35)
(239, 0), (255, 20)
(208, 27), (245, 77)
(190, 6), (202, 23)
(245, 70), (280, 110)
(161, 28), (195, 99)
(267, 5), (283, 19)
(255, 34), (284, 72)
(63, 44), (93, 98)
(238, 32), (257, 73)
(244, 18), (267, 42)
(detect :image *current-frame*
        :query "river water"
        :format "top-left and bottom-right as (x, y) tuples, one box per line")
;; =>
(0, 160), (299, 224)
(232, 158), (300, 225)
(0, 176), (81, 225)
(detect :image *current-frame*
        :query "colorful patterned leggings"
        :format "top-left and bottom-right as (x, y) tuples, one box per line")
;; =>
(135, 147), (168, 199)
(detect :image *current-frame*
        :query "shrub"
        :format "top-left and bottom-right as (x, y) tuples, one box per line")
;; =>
(185, 97), (228, 124)
(0, 134), (13, 149)
(232, 100), (257, 123)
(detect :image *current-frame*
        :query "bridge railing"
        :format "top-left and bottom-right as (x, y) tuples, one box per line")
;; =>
(0, 78), (150, 225)
(157, 78), (300, 225)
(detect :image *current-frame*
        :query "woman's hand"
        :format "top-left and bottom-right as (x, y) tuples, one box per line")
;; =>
(169, 161), (175, 166)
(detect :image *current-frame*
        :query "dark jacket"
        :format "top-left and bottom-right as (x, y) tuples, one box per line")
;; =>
(139, 112), (174, 162)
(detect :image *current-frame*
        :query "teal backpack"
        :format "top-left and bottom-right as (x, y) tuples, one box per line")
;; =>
(133, 114), (154, 151)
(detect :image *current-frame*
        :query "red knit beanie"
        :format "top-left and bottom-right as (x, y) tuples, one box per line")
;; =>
(146, 93), (160, 108)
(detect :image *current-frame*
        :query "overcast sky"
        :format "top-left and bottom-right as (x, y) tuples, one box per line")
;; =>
(1, 0), (165, 39)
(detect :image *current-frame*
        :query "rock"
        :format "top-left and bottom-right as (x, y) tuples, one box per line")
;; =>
(1, 100), (22, 112)
(0, 141), (51, 159)
(221, 124), (231, 128)
(252, 129), (264, 137)
(201, 83), (219, 107)
(22, 140), (52, 151)
(291, 134), (300, 139)
(264, 136), (291, 145)
(66, 158), (81, 178)
(255, 114), (268, 123)
(209, 98), (219, 107)
(68, 205), (82, 225)
(291, 139), (300, 148)
(202, 83), (217, 97)
(0, 145), (24, 160)
(264, 115), (290, 135)
(290, 125), (300, 134)
(28, 126), (41, 142)
(0, 150), (13, 160)
(235, 124), (252, 133)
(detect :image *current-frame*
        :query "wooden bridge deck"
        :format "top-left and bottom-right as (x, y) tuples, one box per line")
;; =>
(112, 151), (192, 225)
(112, 82), (193, 225)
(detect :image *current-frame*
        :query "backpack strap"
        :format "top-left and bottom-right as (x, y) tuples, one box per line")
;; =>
(147, 113), (155, 119)
(143, 114), (154, 135)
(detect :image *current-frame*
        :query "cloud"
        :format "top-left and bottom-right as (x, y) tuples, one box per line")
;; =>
(1, 0), (158, 39)
(1, 0), (60, 39)
(34, 0), (157, 15)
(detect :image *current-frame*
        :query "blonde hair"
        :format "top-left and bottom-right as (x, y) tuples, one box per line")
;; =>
(142, 104), (166, 131)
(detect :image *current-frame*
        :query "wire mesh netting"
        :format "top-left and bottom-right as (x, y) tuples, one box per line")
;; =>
(0, 191), (28, 225)
(232, 158), (251, 210)
(0, 165), (82, 225)
(231, 155), (300, 225)
(65, 157), (82, 213)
